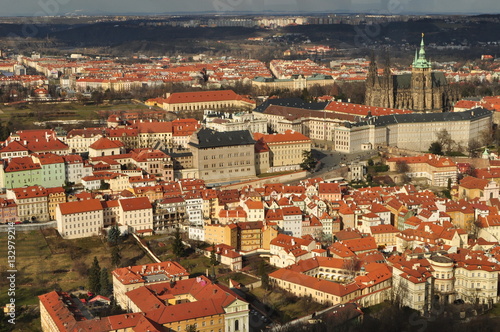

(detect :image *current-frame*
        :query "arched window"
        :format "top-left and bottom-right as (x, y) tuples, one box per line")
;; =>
(235, 320), (239, 331)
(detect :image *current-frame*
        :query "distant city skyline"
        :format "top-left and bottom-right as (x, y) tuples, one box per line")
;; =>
(2, 0), (500, 17)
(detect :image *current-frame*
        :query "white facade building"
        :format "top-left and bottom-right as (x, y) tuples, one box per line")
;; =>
(56, 199), (104, 239)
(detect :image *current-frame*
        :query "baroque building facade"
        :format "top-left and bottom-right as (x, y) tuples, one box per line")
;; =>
(365, 35), (459, 112)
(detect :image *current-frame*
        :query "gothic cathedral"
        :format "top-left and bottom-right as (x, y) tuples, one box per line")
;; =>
(365, 34), (459, 112)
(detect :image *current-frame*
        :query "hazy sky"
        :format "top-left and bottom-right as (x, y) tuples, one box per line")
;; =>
(2, 0), (500, 16)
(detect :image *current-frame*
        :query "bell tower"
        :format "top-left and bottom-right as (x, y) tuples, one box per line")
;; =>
(411, 33), (432, 111)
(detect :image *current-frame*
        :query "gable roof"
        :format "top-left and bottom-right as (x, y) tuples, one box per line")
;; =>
(58, 199), (103, 215)
(89, 137), (124, 150)
(119, 197), (152, 211)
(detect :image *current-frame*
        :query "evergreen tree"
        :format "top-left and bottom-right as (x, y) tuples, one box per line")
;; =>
(210, 243), (218, 266)
(99, 268), (112, 296)
(111, 246), (121, 268)
(429, 142), (444, 155)
(258, 260), (269, 290)
(0, 121), (9, 141)
(108, 225), (121, 245)
(88, 256), (101, 294)
(172, 227), (184, 259)
(300, 150), (316, 171)
(366, 173), (373, 184)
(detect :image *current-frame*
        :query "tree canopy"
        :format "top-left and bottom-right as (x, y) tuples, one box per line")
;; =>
(429, 141), (444, 155)
(88, 256), (101, 294)
(300, 150), (316, 171)
(172, 227), (185, 259)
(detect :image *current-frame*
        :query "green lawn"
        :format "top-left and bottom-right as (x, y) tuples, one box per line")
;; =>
(0, 229), (152, 307)
(488, 303), (500, 317)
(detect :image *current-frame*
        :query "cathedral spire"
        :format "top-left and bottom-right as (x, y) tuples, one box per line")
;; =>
(412, 33), (431, 69)
(418, 33), (427, 60)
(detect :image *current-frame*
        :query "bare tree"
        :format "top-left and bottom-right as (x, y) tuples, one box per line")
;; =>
(467, 138), (482, 158)
(342, 257), (360, 277)
(436, 128), (455, 153)
(480, 128), (494, 147)
(395, 160), (409, 173)
(391, 277), (410, 309)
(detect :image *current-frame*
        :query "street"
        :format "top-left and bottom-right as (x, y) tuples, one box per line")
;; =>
(311, 148), (379, 177)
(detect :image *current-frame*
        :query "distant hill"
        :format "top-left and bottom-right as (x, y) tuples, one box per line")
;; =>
(1, 16), (500, 58)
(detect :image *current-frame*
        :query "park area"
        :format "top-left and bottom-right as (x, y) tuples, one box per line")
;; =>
(0, 229), (152, 307)
(0, 101), (153, 132)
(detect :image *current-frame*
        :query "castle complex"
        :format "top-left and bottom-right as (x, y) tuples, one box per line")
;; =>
(365, 34), (460, 112)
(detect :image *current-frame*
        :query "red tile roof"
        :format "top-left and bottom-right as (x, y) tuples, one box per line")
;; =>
(370, 224), (399, 234)
(269, 268), (361, 297)
(9, 186), (48, 199)
(318, 182), (341, 194)
(254, 129), (311, 144)
(58, 199), (103, 215)
(112, 261), (189, 286)
(386, 154), (456, 168)
(25, 137), (69, 153)
(89, 137), (124, 150)
(0, 140), (29, 153)
(459, 176), (490, 190)
(3, 156), (41, 172)
(119, 197), (152, 211)
(134, 121), (172, 134)
(33, 152), (64, 165)
(164, 90), (254, 104)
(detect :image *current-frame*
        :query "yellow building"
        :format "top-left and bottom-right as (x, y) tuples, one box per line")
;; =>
(253, 130), (312, 173)
(269, 263), (392, 308)
(47, 187), (66, 221)
(205, 221), (278, 252)
(134, 121), (173, 149)
(445, 199), (476, 232)
(132, 185), (164, 202)
(162, 90), (255, 112)
(370, 224), (400, 248)
(204, 223), (238, 248)
(456, 176), (499, 201)
(386, 154), (458, 187)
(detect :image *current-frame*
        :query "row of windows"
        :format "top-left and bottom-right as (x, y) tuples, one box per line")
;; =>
(205, 168), (250, 175)
(66, 221), (100, 228)
(203, 152), (251, 160)
(64, 228), (98, 236)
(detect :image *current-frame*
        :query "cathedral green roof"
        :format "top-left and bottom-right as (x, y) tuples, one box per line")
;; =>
(412, 34), (431, 69)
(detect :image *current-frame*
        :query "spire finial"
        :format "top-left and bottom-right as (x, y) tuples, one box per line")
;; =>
(413, 33), (431, 69)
